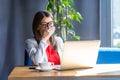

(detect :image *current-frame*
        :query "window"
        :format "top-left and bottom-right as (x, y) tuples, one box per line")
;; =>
(100, 0), (120, 47)
(111, 0), (120, 48)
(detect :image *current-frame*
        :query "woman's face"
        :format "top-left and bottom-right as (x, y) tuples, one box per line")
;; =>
(37, 17), (54, 35)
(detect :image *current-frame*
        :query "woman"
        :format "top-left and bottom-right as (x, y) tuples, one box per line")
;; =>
(25, 11), (64, 66)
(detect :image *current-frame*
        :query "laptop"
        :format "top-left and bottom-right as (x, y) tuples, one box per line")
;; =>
(54, 40), (100, 70)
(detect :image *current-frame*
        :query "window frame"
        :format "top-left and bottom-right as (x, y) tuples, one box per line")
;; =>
(100, 0), (112, 47)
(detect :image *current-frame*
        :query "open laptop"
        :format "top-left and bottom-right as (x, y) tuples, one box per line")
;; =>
(54, 40), (100, 70)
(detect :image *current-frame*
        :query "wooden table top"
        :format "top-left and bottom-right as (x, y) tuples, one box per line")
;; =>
(8, 64), (120, 80)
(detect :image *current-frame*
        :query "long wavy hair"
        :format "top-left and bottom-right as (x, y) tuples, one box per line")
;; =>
(32, 11), (58, 51)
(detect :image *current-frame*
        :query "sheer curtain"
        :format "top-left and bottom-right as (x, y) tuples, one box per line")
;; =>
(0, 0), (47, 80)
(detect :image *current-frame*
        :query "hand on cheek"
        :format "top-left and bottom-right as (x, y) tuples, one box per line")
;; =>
(48, 26), (55, 35)
(42, 26), (55, 42)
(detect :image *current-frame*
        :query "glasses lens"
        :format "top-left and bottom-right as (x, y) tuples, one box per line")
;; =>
(40, 24), (46, 27)
(40, 21), (54, 28)
(48, 21), (54, 27)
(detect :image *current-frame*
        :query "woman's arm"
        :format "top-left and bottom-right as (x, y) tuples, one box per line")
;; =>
(25, 38), (48, 65)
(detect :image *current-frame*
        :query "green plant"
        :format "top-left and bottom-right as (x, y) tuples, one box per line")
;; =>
(46, 0), (83, 41)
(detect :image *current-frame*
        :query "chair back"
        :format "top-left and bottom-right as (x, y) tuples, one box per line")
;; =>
(25, 50), (33, 66)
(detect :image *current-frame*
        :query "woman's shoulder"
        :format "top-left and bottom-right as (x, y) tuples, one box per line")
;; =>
(25, 37), (37, 44)
(55, 36), (63, 43)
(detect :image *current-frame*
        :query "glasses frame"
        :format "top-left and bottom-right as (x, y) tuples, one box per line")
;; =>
(40, 21), (54, 28)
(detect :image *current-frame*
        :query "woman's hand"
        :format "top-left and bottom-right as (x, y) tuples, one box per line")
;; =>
(42, 26), (55, 42)
(47, 26), (55, 36)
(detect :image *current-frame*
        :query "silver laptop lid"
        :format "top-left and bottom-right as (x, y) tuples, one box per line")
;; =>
(60, 40), (100, 70)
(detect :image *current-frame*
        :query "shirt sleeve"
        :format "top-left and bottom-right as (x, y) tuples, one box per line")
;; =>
(25, 38), (49, 65)
(55, 36), (64, 60)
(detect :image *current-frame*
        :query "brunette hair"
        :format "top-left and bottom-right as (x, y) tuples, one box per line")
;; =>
(32, 10), (58, 51)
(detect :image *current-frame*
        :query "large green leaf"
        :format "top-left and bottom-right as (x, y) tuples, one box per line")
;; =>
(46, 0), (83, 40)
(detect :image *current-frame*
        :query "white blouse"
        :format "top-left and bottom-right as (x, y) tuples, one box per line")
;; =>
(25, 36), (64, 65)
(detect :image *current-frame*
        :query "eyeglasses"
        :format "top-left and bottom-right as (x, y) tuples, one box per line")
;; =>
(40, 21), (54, 28)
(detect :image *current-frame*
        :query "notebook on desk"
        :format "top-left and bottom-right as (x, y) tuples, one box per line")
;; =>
(54, 40), (100, 70)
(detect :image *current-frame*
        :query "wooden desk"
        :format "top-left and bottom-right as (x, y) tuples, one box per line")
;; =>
(8, 64), (120, 80)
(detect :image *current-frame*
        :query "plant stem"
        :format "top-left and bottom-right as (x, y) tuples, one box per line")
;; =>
(66, 4), (68, 40)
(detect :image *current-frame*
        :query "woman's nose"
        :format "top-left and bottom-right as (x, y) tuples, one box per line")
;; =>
(47, 26), (50, 29)
(47, 25), (52, 29)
